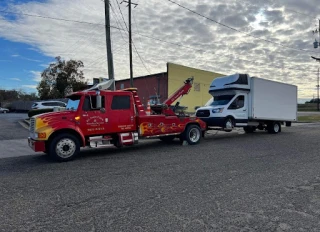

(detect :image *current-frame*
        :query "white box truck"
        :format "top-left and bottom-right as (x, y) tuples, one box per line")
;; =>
(195, 73), (297, 133)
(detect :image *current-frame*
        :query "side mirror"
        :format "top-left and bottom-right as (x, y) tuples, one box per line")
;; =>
(96, 95), (102, 108)
(194, 106), (200, 110)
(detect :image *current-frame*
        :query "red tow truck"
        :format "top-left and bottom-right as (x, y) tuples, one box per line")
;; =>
(28, 77), (206, 161)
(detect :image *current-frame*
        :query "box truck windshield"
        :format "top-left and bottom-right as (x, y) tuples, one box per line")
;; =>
(205, 95), (235, 106)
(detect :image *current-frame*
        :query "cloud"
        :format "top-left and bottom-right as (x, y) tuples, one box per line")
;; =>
(22, 85), (37, 89)
(30, 71), (41, 82)
(9, 78), (21, 81)
(0, 0), (319, 99)
(11, 54), (41, 62)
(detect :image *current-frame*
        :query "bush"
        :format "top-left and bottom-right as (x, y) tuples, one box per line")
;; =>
(28, 108), (53, 118)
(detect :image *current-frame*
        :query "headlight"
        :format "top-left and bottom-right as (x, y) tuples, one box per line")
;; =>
(30, 132), (46, 139)
(212, 108), (224, 113)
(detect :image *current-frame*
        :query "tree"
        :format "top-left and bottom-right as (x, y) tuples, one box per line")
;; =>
(37, 56), (88, 99)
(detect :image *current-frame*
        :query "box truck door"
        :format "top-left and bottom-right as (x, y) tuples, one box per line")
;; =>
(227, 94), (248, 123)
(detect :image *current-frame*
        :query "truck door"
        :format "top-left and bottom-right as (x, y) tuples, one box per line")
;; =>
(227, 94), (248, 123)
(80, 95), (108, 135)
(108, 94), (136, 133)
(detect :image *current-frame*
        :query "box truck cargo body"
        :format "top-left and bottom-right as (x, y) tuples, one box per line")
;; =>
(195, 74), (297, 134)
(250, 77), (297, 121)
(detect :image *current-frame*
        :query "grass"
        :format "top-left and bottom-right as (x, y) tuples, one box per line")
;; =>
(298, 103), (318, 112)
(298, 115), (320, 122)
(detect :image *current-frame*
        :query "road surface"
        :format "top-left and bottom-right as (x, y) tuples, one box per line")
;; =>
(1, 119), (320, 231)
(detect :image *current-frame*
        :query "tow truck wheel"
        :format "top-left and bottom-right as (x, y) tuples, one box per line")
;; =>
(184, 124), (201, 145)
(49, 133), (80, 161)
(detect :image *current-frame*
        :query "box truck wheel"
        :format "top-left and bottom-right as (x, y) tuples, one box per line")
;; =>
(267, 122), (281, 134)
(224, 117), (234, 132)
(49, 133), (80, 161)
(182, 124), (201, 145)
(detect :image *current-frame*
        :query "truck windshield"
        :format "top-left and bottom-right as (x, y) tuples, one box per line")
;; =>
(206, 95), (235, 106)
(66, 95), (81, 111)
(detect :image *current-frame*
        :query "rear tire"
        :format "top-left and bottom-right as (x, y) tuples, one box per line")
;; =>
(267, 122), (281, 134)
(182, 124), (201, 145)
(48, 133), (80, 161)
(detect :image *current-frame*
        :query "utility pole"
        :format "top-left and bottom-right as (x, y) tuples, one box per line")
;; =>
(129, 0), (133, 87)
(104, 0), (115, 90)
(311, 18), (320, 111)
(317, 68), (320, 111)
(121, 0), (138, 87)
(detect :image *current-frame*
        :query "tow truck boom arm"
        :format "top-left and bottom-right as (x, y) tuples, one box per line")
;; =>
(163, 77), (194, 106)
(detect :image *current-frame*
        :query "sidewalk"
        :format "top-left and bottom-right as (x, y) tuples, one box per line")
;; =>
(0, 139), (36, 159)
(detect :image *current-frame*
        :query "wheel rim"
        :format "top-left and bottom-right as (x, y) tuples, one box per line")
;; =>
(274, 123), (280, 133)
(55, 138), (76, 158)
(189, 128), (200, 143)
(225, 120), (233, 129)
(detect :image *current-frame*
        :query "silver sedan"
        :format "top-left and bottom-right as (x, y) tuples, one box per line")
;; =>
(0, 107), (9, 113)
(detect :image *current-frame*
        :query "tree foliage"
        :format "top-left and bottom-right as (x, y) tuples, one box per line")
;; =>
(0, 89), (38, 103)
(37, 56), (88, 99)
(306, 98), (320, 103)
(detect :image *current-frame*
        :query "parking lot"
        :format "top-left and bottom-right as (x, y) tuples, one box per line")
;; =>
(1, 113), (320, 231)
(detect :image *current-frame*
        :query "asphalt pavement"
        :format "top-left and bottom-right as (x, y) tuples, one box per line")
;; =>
(1, 117), (320, 231)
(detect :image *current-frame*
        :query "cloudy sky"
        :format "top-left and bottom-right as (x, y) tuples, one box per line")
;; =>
(0, 0), (319, 102)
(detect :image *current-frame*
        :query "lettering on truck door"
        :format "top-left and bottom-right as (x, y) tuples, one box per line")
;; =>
(80, 95), (107, 135)
(108, 94), (135, 132)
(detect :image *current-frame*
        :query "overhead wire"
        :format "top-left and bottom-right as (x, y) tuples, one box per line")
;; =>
(114, 0), (129, 31)
(109, 0), (152, 98)
(0, 7), (318, 78)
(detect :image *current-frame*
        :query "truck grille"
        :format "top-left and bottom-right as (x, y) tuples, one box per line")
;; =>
(196, 109), (210, 117)
(30, 117), (35, 132)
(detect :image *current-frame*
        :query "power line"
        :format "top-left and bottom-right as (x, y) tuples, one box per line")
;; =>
(110, 1), (128, 42)
(114, 0), (129, 31)
(0, 10), (121, 29)
(1, 8), (317, 75)
(166, 0), (317, 54)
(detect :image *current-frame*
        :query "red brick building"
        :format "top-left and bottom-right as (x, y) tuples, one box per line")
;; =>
(115, 72), (168, 108)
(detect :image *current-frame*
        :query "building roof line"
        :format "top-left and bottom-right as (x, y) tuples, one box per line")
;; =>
(115, 72), (167, 82)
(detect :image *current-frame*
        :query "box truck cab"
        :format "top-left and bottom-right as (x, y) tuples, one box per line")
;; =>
(196, 73), (297, 133)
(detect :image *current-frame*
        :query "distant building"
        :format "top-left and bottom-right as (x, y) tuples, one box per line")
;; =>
(115, 72), (168, 108)
(93, 62), (224, 112)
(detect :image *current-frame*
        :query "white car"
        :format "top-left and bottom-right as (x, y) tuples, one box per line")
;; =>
(0, 107), (9, 113)
(31, 101), (67, 110)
